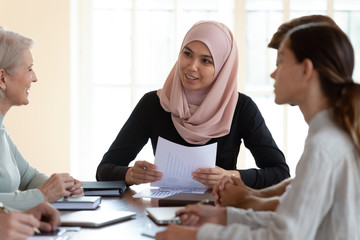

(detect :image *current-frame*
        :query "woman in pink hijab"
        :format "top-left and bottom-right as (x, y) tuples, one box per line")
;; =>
(97, 21), (289, 189)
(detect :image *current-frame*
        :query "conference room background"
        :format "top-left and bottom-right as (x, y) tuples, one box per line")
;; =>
(2, 0), (359, 180)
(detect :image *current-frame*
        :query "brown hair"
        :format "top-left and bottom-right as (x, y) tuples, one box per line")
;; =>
(268, 15), (338, 49)
(288, 24), (360, 155)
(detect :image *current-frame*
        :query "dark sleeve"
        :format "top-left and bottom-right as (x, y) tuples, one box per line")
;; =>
(237, 95), (290, 188)
(96, 92), (153, 181)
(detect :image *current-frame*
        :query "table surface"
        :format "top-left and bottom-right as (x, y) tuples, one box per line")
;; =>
(59, 185), (163, 240)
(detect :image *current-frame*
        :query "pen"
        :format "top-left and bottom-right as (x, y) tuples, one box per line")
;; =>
(0, 202), (41, 234)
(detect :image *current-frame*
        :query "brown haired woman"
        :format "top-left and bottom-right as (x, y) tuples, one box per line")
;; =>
(156, 23), (360, 240)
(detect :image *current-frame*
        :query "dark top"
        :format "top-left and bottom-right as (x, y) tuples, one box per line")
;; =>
(96, 91), (290, 189)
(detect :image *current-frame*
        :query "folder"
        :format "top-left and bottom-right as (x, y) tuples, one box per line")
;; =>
(51, 196), (101, 210)
(82, 181), (127, 197)
(158, 192), (214, 207)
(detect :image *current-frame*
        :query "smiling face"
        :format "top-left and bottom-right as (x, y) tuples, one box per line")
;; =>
(271, 38), (306, 106)
(178, 41), (215, 90)
(1, 49), (37, 108)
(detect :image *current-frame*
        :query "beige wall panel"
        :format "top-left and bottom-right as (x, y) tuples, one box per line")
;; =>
(0, 0), (71, 174)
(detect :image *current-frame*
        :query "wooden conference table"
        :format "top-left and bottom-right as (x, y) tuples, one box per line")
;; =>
(59, 184), (167, 240)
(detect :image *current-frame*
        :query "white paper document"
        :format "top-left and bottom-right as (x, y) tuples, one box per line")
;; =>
(151, 137), (217, 189)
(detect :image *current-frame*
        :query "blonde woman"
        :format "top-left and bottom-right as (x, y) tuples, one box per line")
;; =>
(0, 27), (83, 210)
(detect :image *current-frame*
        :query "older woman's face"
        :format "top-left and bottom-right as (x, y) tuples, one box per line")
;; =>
(179, 41), (215, 90)
(3, 49), (37, 106)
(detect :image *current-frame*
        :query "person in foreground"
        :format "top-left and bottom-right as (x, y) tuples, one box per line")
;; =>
(212, 15), (340, 211)
(156, 23), (360, 240)
(0, 27), (83, 210)
(0, 202), (60, 240)
(97, 20), (289, 189)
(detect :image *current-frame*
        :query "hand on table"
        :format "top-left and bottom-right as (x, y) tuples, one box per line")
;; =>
(192, 166), (240, 188)
(213, 175), (253, 208)
(125, 160), (163, 185)
(68, 179), (84, 197)
(155, 204), (226, 240)
(24, 202), (60, 232)
(176, 203), (227, 227)
(39, 173), (83, 202)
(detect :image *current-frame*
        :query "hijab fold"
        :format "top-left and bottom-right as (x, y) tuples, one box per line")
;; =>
(157, 21), (239, 144)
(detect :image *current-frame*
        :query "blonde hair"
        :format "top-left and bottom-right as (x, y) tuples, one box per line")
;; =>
(0, 27), (34, 75)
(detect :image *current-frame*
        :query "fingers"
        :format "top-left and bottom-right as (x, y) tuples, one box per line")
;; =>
(25, 202), (60, 232)
(38, 221), (53, 232)
(131, 161), (163, 184)
(193, 167), (221, 176)
(218, 175), (233, 191)
(8, 212), (40, 237)
(180, 214), (200, 226)
(39, 173), (82, 202)
(176, 204), (219, 227)
(50, 173), (76, 190)
(213, 175), (235, 206)
(177, 206), (204, 227)
(192, 167), (223, 188)
(231, 175), (243, 186)
(68, 179), (84, 196)
(212, 183), (220, 206)
(140, 160), (157, 170)
(178, 203), (203, 216)
(71, 179), (83, 189)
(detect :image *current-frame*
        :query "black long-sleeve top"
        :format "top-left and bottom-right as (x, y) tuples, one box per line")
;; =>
(96, 91), (290, 189)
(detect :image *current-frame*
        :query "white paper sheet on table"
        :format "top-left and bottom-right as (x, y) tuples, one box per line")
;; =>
(151, 137), (217, 189)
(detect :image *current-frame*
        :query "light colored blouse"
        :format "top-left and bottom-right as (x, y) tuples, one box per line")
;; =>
(0, 115), (48, 210)
(198, 110), (360, 239)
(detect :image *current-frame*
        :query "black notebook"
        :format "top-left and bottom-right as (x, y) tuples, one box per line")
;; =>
(82, 181), (127, 197)
(158, 192), (214, 207)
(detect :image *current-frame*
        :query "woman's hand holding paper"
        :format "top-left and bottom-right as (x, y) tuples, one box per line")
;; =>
(126, 160), (163, 185)
(192, 166), (240, 188)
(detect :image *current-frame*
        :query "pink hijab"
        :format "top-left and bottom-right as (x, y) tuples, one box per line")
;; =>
(157, 20), (239, 145)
